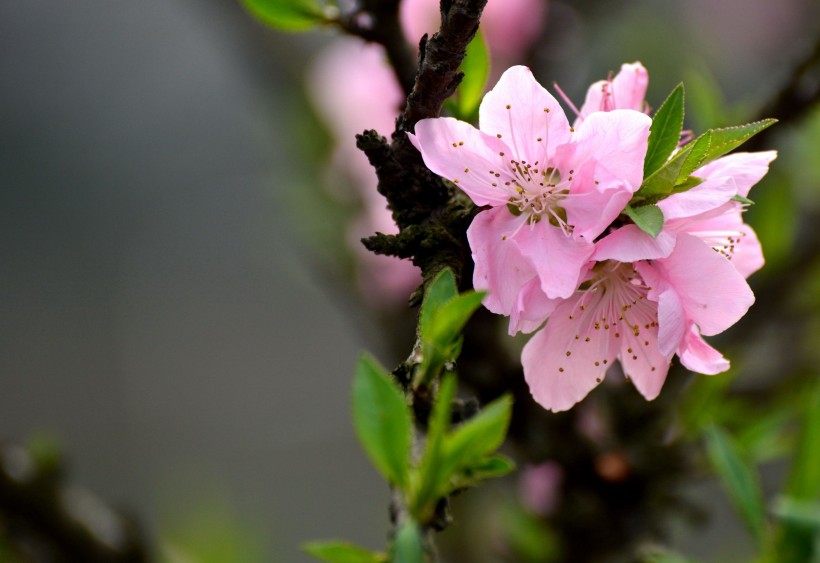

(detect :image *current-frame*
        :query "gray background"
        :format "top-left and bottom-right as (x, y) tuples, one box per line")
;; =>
(1, 0), (818, 561)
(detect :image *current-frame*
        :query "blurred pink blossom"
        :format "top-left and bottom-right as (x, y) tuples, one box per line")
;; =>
(308, 39), (420, 307)
(401, 0), (547, 65)
(518, 461), (563, 516)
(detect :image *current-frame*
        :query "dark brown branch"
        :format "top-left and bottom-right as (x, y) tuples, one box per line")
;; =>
(357, 0), (487, 295)
(338, 0), (417, 95)
(0, 442), (150, 563)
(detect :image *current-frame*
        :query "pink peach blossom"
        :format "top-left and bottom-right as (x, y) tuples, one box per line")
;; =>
(523, 233), (754, 412)
(575, 62), (649, 125)
(308, 40), (421, 306)
(409, 66), (651, 325)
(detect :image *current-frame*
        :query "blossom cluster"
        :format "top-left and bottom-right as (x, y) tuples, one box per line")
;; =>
(410, 63), (776, 411)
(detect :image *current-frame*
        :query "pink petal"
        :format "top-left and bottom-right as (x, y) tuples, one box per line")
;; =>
(611, 62), (649, 111)
(577, 80), (608, 121)
(522, 295), (616, 412)
(593, 225), (677, 262)
(563, 162), (635, 240)
(729, 222), (765, 278)
(619, 324), (671, 401)
(678, 325), (730, 375)
(510, 277), (558, 335)
(656, 288), (687, 358)
(657, 233), (754, 336)
(657, 175), (737, 220)
(410, 117), (513, 206)
(478, 66), (571, 164)
(694, 151), (778, 198)
(577, 62), (649, 119)
(633, 262), (686, 358)
(514, 220), (595, 299)
(681, 207), (765, 278)
(567, 109), (651, 189)
(468, 207), (535, 316)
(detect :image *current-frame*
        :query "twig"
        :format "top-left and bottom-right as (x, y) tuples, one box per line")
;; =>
(0, 442), (150, 563)
(337, 0), (417, 96)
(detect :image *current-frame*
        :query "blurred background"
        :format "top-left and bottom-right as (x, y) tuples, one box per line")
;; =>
(1, 0), (818, 561)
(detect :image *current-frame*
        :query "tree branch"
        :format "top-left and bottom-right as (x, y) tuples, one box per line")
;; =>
(338, 0), (417, 96)
(0, 442), (150, 563)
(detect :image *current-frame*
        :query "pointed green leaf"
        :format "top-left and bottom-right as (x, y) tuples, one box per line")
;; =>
(428, 291), (486, 346)
(241, 0), (328, 31)
(418, 288), (485, 385)
(675, 131), (713, 181)
(352, 354), (412, 488)
(644, 84), (685, 177)
(634, 137), (702, 201)
(700, 119), (777, 164)
(732, 195), (755, 205)
(391, 521), (425, 563)
(704, 425), (767, 546)
(443, 395), (512, 478)
(451, 453), (516, 489)
(623, 204), (664, 238)
(304, 541), (386, 563)
(454, 31), (490, 122)
(634, 119), (775, 205)
(427, 374), (457, 443)
(411, 375), (456, 519)
(420, 268), (458, 336)
(671, 175), (705, 194)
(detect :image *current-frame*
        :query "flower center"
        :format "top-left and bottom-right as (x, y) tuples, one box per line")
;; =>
(572, 261), (657, 340)
(506, 163), (571, 232)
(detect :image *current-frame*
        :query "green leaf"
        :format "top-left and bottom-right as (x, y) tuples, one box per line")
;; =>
(675, 131), (713, 180)
(391, 521), (425, 563)
(442, 395), (513, 479)
(623, 204), (664, 238)
(352, 354), (412, 488)
(241, 0), (328, 32)
(451, 453), (516, 489)
(699, 119), (777, 164)
(427, 291), (486, 348)
(633, 119), (775, 205)
(773, 497), (820, 530)
(426, 374), (457, 444)
(420, 269), (459, 337)
(786, 381), (820, 499)
(454, 31), (490, 122)
(732, 195), (755, 205)
(418, 282), (485, 385)
(411, 387), (513, 520)
(704, 425), (767, 546)
(634, 136), (705, 202)
(304, 541), (386, 563)
(644, 84), (685, 177)
(735, 407), (793, 462)
(411, 375), (457, 520)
